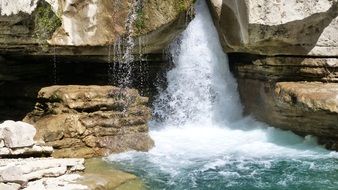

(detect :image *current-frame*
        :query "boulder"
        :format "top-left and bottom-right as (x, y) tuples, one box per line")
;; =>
(0, 120), (54, 158)
(208, 0), (338, 56)
(24, 85), (154, 158)
(0, 121), (36, 148)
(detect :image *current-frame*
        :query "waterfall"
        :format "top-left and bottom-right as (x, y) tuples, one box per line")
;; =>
(107, 1), (338, 189)
(153, 0), (242, 127)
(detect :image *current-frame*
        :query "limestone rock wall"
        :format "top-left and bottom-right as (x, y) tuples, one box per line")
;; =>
(209, 0), (338, 149)
(0, 0), (194, 55)
(208, 0), (338, 56)
(24, 85), (154, 158)
(230, 54), (338, 149)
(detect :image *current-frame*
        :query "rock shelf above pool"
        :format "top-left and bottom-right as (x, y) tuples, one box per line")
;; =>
(0, 120), (85, 190)
(0, 120), (144, 190)
(24, 85), (154, 158)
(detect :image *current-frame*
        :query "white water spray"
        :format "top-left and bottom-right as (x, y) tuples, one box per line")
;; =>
(153, 0), (242, 127)
(108, 0), (338, 188)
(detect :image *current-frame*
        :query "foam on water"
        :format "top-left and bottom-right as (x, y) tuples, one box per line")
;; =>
(107, 0), (338, 189)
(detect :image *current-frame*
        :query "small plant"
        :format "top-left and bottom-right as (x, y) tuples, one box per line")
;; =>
(135, 9), (145, 32)
(34, 2), (62, 43)
(177, 0), (187, 12)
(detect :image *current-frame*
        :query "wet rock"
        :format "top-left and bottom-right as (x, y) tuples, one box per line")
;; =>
(208, 0), (338, 56)
(78, 158), (145, 190)
(231, 55), (338, 149)
(235, 79), (338, 141)
(24, 85), (154, 158)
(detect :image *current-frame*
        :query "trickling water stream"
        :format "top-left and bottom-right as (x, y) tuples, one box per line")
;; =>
(107, 0), (338, 189)
(109, 0), (143, 87)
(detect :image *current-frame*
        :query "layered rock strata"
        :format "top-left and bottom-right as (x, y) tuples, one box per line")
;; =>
(0, 0), (194, 55)
(230, 55), (338, 148)
(24, 85), (154, 158)
(0, 120), (142, 190)
(208, 0), (338, 148)
(0, 120), (86, 190)
(208, 0), (338, 56)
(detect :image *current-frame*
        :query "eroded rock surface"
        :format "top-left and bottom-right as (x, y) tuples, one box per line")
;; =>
(208, 0), (338, 56)
(0, 0), (194, 55)
(231, 55), (338, 149)
(24, 85), (154, 158)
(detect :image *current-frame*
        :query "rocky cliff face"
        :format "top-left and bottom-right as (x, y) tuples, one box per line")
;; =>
(0, 0), (194, 55)
(24, 85), (154, 158)
(208, 0), (338, 56)
(209, 0), (338, 149)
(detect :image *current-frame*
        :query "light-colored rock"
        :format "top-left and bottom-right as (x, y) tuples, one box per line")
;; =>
(0, 158), (85, 184)
(0, 0), (194, 55)
(0, 0), (38, 16)
(0, 145), (53, 158)
(9, 145), (53, 156)
(208, 0), (338, 56)
(0, 121), (36, 148)
(0, 183), (21, 190)
(24, 174), (88, 190)
(0, 140), (4, 147)
(0, 158), (144, 190)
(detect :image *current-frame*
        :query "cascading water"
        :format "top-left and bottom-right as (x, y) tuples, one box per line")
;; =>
(110, 0), (143, 87)
(107, 0), (338, 189)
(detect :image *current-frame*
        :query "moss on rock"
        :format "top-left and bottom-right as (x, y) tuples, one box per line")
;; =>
(33, 1), (61, 43)
(134, 0), (194, 35)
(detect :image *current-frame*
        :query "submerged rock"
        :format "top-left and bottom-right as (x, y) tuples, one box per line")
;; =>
(24, 85), (154, 158)
(78, 158), (145, 190)
(208, 0), (338, 56)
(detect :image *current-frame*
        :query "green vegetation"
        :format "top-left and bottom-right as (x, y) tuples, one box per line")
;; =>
(135, 9), (146, 33)
(34, 2), (62, 43)
(177, 0), (186, 12)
